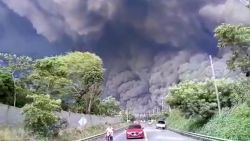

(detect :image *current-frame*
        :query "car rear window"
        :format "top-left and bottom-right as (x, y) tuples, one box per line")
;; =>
(128, 124), (142, 129)
(158, 121), (165, 124)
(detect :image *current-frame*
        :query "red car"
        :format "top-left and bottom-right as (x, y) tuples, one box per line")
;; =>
(126, 124), (144, 139)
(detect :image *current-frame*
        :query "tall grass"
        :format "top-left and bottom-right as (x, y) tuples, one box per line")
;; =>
(0, 126), (36, 141)
(0, 122), (127, 141)
(166, 109), (198, 131)
(53, 125), (106, 141)
(200, 103), (250, 141)
(54, 122), (127, 141)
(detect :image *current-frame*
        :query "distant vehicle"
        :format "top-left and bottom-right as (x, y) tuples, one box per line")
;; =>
(126, 124), (145, 139)
(156, 120), (166, 129)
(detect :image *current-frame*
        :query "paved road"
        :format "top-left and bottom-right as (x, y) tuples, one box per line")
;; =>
(97, 125), (197, 141)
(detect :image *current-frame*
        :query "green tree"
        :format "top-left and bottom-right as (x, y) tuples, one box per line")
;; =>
(167, 79), (240, 121)
(0, 71), (14, 105)
(0, 53), (34, 107)
(0, 71), (32, 107)
(61, 52), (103, 114)
(93, 96), (120, 116)
(215, 24), (250, 73)
(23, 94), (61, 136)
(233, 78), (250, 106)
(30, 52), (104, 114)
(121, 111), (135, 122)
(29, 57), (70, 98)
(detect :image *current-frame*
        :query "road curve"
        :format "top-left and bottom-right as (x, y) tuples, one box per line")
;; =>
(97, 124), (197, 141)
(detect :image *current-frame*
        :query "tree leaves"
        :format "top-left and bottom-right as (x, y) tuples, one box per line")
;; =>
(29, 51), (104, 114)
(214, 24), (250, 72)
(167, 79), (246, 121)
(0, 71), (14, 105)
(23, 94), (61, 136)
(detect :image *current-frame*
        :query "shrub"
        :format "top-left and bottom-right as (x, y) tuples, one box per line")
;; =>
(167, 109), (200, 131)
(23, 94), (61, 137)
(167, 79), (241, 122)
(200, 103), (250, 140)
(54, 125), (106, 141)
(233, 79), (250, 106)
(0, 126), (36, 141)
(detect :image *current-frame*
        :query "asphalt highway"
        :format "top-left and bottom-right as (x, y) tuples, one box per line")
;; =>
(97, 124), (197, 141)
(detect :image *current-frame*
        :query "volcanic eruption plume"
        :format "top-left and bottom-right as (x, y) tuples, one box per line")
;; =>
(0, 0), (248, 112)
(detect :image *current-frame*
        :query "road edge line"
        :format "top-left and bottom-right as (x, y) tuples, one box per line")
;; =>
(144, 130), (148, 141)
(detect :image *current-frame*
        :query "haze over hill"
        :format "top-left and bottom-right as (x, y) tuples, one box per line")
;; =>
(0, 0), (248, 112)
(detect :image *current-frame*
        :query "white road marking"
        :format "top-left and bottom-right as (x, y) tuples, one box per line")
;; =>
(144, 130), (148, 141)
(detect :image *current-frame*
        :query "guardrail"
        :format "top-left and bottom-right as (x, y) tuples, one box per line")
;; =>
(76, 125), (234, 141)
(169, 128), (234, 141)
(75, 126), (126, 141)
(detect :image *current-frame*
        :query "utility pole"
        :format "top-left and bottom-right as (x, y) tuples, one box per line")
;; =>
(12, 72), (16, 107)
(126, 109), (129, 123)
(161, 96), (164, 113)
(209, 55), (221, 116)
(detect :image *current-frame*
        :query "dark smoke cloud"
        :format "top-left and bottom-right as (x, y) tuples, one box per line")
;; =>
(1, 0), (118, 42)
(0, 0), (247, 112)
(0, 2), (74, 57)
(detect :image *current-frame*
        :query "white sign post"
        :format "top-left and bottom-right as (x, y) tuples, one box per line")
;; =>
(78, 117), (87, 128)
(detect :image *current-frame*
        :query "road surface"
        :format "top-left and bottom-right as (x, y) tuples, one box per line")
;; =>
(97, 124), (197, 141)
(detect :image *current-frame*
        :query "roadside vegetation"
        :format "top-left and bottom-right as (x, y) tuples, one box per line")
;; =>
(0, 122), (128, 141)
(0, 126), (36, 141)
(0, 52), (121, 140)
(200, 103), (250, 140)
(54, 122), (128, 141)
(166, 21), (250, 140)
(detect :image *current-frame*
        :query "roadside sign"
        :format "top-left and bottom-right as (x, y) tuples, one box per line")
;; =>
(78, 117), (87, 127)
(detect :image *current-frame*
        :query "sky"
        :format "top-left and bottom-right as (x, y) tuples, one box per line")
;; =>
(0, 0), (249, 112)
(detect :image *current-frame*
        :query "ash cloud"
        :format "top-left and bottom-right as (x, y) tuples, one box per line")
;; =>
(200, 0), (250, 25)
(0, 2), (71, 57)
(0, 0), (248, 112)
(1, 0), (118, 42)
